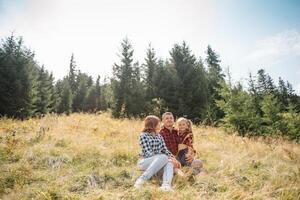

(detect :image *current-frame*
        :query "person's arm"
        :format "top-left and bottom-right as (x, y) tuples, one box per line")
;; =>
(170, 156), (181, 169)
(139, 134), (154, 158)
(185, 133), (196, 163)
(187, 134), (196, 154)
(185, 152), (195, 163)
(186, 135), (193, 148)
(159, 135), (172, 157)
(159, 135), (181, 168)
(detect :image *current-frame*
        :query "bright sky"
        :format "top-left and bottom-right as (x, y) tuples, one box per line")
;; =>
(0, 0), (300, 94)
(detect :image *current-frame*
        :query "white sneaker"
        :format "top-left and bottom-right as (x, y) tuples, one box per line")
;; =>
(134, 178), (145, 189)
(159, 184), (174, 192)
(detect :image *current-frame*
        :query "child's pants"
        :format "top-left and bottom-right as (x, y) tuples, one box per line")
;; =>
(137, 154), (174, 186)
(177, 148), (190, 166)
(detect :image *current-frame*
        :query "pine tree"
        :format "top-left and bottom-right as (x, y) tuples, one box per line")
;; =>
(126, 62), (145, 117)
(168, 42), (208, 122)
(100, 79), (111, 111)
(257, 69), (268, 94)
(48, 73), (57, 113)
(143, 44), (158, 101)
(95, 75), (102, 111)
(205, 45), (225, 124)
(261, 94), (282, 134)
(277, 77), (289, 111)
(169, 42), (192, 117)
(68, 53), (77, 94)
(217, 81), (261, 136)
(0, 34), (39, 119)
(285, 81), (300, 112)
(35, 65), (52, 115)
(248, 73), (262, 116)
(153, 59), (179, 116)
(72, 71), (92, 112)
(73, 72), (89, 112)
(57, 79), (72, 114)
(266, 75), (276, 94)
(112, 38), (135, 118)
(281, 102), (300, 140)
(191, 57), (209, 122)
(257, 69), (275, 95)
(143, 44), (168, 115)
(84, 86), (98, 112)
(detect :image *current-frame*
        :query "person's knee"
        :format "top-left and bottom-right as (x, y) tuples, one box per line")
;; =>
(160, 154), (169, 160)
(156, 154), (168, 163)
(166, 161), (173, 168)
(191, 159), (203, 169)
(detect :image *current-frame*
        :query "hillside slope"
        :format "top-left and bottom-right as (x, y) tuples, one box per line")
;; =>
(0, 113), (299, 199)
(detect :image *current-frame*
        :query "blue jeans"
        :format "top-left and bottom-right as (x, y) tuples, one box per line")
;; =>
(137, 154), (174, 186)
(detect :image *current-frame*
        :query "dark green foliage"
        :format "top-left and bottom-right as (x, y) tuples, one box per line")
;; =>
(286, 82), (300, 112)
(48, 73), (57, 113)
(84, 86), (98, 112)
(205, 45), (225, 124)
(217, 81), (261, 136)
(218, 69), (300, 140)
(56, 79), (72, 114)
(281, 104), (300, 140)
(277, 77), (289, 111)
(142, 44), (163, 115)
(168, 42), (209, 122)
(72, 72), (90, 112)
(152, 59), (178, 116)
(261, 94), (283, 134)
(95, 76), (102, 110)
(257, 69), (276, 95)
(0, 34), (299, 140)
(0, 35), (39, 119)
(143, 44), (157, 101)
(35, 66), (53, 115)
(68, 53), (77, 93)
(100, 79), (112, 110)
(248, 73), (263, 116)
(111, 38), (145, 118)
(125, 62), (145, 117)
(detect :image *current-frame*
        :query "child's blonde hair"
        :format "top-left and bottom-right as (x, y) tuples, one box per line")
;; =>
(176, 117), (193, 132)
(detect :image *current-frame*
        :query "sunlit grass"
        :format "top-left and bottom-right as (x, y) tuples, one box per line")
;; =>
(0, 113), (299, 199)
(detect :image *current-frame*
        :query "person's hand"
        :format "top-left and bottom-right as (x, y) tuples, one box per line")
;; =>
(185, 148), (195, 164)
(185, 153), (194, 164)
(171, 156), (181, 169)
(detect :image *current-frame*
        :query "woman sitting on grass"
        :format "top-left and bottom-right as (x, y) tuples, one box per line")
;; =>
(134, 115), (180, 191)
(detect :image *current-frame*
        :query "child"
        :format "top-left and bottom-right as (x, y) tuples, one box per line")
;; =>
(176, 117), (195, 167)
(176, 117), (204, 175)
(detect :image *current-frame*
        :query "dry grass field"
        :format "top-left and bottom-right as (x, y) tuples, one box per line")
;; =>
(0, 113), (299, 199)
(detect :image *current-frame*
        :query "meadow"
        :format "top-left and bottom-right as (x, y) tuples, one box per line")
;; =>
(0, 113), (299, 199)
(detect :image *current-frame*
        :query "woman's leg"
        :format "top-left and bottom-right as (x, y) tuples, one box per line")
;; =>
(138, 154), (169, 181)
(161, 160), (174, 187)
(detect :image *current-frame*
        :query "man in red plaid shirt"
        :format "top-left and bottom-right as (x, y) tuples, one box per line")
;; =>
(159, 112), (194, 164)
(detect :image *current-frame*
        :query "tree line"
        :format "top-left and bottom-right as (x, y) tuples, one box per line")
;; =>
(0, 35), (299, 140)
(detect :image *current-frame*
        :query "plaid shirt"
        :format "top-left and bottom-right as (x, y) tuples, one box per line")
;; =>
(139, 132), (172, 158)
(178, 130), (194, 149)
(159, 127), (180, 156)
